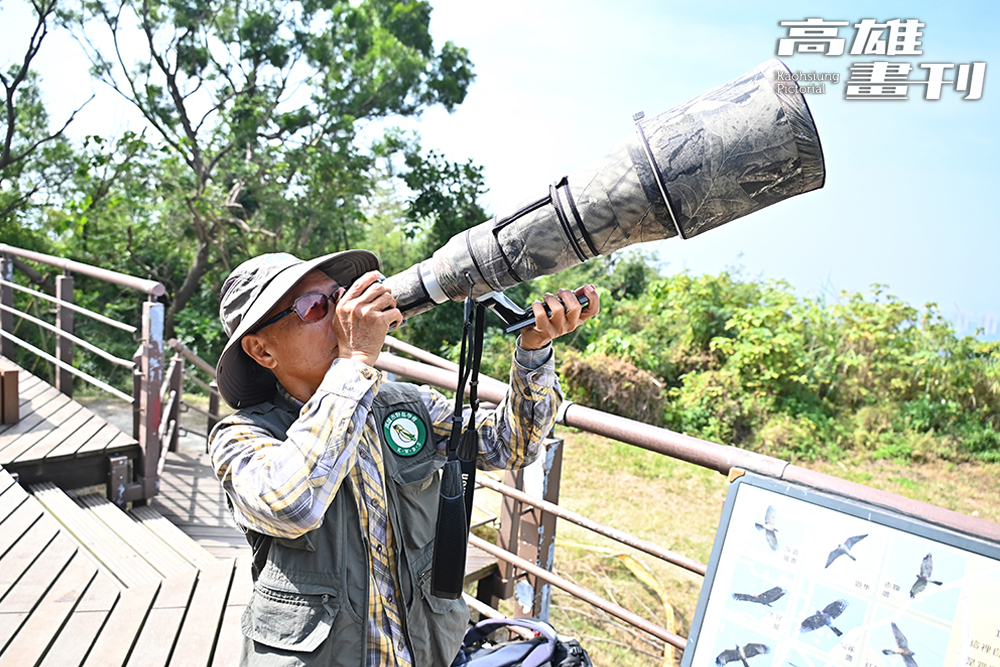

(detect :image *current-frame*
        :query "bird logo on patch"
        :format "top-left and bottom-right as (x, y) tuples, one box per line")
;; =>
(392, 423), (417, 444)
(382, 410), (427, 457)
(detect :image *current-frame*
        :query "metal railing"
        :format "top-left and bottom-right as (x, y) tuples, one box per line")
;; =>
(0, 244), (167, 503)
(375, 336), (1000, 653)
(130, 332), (1000, 658)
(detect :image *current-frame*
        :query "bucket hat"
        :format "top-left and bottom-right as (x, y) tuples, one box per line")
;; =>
(216, 250), (379, 408)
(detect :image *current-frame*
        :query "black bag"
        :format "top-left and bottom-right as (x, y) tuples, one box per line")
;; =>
(451, 618), (593, 667)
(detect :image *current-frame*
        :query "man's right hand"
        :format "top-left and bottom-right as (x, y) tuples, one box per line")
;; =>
(334, 271), (400, 366)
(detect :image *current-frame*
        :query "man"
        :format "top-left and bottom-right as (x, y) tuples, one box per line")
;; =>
(210, 250), (599, 666)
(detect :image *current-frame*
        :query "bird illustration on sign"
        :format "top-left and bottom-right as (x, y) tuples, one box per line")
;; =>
(800, 599), (848, 637)
(825, 534), (868, 568)
(755, 505), (779, 551)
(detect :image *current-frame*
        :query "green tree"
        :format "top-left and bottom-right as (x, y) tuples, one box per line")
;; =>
(1, 0), (90, 254)
(394, 144), (489, 353)
(58, 0), (475, 341)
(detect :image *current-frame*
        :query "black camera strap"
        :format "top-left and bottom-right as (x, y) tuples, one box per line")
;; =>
(431, 296), (487, 599)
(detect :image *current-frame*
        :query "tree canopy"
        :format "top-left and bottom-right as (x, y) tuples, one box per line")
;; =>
(4, 0), (479, 353)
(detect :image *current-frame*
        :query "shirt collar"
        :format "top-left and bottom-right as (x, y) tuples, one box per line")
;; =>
(275, 382), (305, 410)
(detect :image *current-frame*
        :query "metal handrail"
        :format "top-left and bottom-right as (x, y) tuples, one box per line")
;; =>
(0, 245), (165, 297)
(0, 303), (134, 368)
(0, 279), (137, 333)
(379, 349), (1000, 542)
(0, 329), (132, 402)
(168, 338), (217, 377)
(476, 475), (707, 576)
(469, 534), (686, 649)
(182, 369), (219, 397)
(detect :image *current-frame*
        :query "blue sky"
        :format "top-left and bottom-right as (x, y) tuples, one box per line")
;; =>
(2, 0), (998, 337)
(406, 0), (1000, 339)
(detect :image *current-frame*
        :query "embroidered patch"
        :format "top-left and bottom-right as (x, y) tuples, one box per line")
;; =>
(382, 410), (427, 457)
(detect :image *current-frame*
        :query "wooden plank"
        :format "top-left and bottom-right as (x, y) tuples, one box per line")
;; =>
(31, 482), (162, 589)
(81, 582), (160, 667)
(131, 506), (222, 568)
(0, 469), (17, 502)
(38, 572), (122, 667)
(43, 412), (112, 460)
(210, 558), (253, 667)
(169, 560), (235, 667)
(17, 374), (41, 395)
(16, 375), (48, 403)
(0, 390), (71, 459)
(0, 532), (77, 650)
(465, 544), (497, 584)
(0, 498), (43, 558)
(0, 510), (59, 600)
(14, 409), (97, 463)
(16, 382), (63, 413)
(0, 550), (98, 666)
(125, 569), (198, 667)
(102, 428), (138, 451)
(130, 505), (218, 570)
(64, 422), (120, 458)
(0, 387), (70, 452)
(78, 494), (195, 579)
(15, 371), (42, 396)
(0, 401), (85, 465)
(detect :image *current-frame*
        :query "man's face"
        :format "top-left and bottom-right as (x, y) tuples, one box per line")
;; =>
(247, 269), (343, 397)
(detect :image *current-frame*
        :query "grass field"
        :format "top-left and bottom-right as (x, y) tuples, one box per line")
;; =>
(488, 428), (1000, 667)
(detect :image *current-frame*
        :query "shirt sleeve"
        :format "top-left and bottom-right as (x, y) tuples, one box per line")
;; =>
(209, 358), (380, 539)
(423, 341), (561, 471)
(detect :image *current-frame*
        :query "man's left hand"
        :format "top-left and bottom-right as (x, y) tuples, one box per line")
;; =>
(519, 284), (600, 351)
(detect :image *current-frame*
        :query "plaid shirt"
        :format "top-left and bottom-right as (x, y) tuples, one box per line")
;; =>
(211, 344), (558, 666)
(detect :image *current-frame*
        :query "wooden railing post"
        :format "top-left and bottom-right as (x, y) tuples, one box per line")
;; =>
(477, 435), (565, 620)
(509, 436), (563, 621)
(208, 380), (220, 434)
(0, 254), (13, 359)
(137, 300), (164, 500)
(528, 436), (564, 621)
(132, 348), (143, 441)
(55, 273), (74, 396)
(477, 468), (525, 610)
(167, 355), (183, 452)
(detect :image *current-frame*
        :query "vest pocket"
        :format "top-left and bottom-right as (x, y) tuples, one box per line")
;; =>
(406, 568), (470, 665)
(241, 585), (338, 652)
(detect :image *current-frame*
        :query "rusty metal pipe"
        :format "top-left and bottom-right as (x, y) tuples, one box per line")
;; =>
(477, 475), (707, 576)
(468, 534), (686, 649)
(0, 245), (165, 296)
(168, 338), (221, 378)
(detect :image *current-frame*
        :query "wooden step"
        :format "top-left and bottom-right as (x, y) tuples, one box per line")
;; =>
(0, 465), (251, 667)
(30, 482), (165, 588)
(129, 505), (217, 571)
(75, 493), (197, 578)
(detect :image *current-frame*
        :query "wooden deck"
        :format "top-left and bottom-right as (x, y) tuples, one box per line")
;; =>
(0, 364), (501, 665)
(0, 362), (139, 490)
(0, 465), (253, 666)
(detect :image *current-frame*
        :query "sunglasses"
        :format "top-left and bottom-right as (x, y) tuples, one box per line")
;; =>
(252, 288), (341, 333)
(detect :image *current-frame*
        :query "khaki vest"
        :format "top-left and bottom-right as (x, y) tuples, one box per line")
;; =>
(233, 383), (469, 666)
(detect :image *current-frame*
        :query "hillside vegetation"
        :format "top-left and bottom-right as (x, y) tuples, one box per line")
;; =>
(474, 253), (1000, 466)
